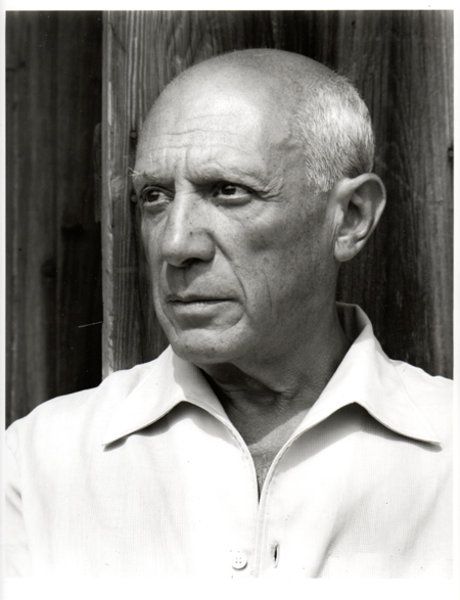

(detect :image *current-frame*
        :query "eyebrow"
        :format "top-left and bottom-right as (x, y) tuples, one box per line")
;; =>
(131, 161), (284, 197)
(191, 161), (281, 193)
(131, 171), (169, 192)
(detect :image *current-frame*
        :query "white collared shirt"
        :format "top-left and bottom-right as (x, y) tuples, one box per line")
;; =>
(4, 305), (453, 578)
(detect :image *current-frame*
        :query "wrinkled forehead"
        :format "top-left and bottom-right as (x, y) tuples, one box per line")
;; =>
(137, 66), (295, 156)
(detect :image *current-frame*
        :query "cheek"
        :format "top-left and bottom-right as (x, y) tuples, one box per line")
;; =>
(140, 223), (168, 306)
(141, 219), (162, 266)
(240, 209), (333, 306)
(244, 204), (327, 266)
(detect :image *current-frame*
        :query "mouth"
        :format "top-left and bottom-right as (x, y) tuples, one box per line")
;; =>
(162, 293), (240, 326)
(166, 294), (233, 304)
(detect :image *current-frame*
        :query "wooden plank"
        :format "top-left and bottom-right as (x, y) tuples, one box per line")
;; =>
(6, 12), (59, 424)
(6, 12), (103, 425)
(390, 10), (453, 376)
(332, 10), (395, 352)
(334, 11), (453, 377)
(102, 11), (452, 378)
(54, 12), (103, 395)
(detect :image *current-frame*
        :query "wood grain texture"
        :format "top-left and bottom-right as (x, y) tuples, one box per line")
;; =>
(54, 13), (104, 396)
(6, 12), (103, 425)
(6, 13), (58, 424)
(102, 11), (453, 378)
(334, 11), (453, 376)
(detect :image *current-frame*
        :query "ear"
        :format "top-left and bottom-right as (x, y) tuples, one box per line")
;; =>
(330, 173), (386, 262)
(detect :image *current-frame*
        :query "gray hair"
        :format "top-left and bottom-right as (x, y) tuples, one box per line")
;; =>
(292, 73), (375, 192)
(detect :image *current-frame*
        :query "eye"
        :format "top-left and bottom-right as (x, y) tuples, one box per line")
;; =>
(212, 181), (253, 203)
(139, 185), (172, 206)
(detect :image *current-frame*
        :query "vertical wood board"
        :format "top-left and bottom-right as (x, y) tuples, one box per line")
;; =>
(7, 13), (59, 424)
(335, 11), (453, 376)
(102, 11), (453, 378)
(6, 12), (103, 425)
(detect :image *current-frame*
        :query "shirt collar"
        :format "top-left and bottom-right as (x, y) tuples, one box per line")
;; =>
(296, 303), (441, 445)
(102, 303), (440, 446)
(102, 347), (228, 445)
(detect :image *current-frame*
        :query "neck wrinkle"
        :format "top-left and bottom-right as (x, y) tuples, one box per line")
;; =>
(198, 303), (350, 418)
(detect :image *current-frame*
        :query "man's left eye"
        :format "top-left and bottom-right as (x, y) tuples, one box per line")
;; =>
(212, 182), (252, 202)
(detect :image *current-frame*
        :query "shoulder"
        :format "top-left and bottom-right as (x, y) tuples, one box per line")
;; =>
(391, 359), (453, 445)
(392, 359), (452, 403)
(5, 354), (166, 456)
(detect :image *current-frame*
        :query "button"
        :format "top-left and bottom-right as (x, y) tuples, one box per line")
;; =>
(231, 550), (248, 570)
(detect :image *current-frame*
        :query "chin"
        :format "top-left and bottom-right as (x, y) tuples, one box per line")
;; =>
(167, 329), (245, 366)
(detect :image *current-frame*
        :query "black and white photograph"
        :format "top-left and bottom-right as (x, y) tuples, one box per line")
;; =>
(2, 6), (456, 592)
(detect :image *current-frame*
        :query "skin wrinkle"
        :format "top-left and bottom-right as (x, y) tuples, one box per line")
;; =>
(134, 168), (283, 200)
(135, 49), (385, 491)
(133, 139), (286, 197)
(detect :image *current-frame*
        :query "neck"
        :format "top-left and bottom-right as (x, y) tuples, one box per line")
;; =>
(198, 303), (350, 447)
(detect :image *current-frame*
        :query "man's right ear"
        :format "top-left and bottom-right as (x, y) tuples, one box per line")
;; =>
(328, 173), (386, 263)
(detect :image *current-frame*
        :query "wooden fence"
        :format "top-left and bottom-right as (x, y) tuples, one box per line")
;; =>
(6, 12), (103, 424)
(6, 11), (453, 426)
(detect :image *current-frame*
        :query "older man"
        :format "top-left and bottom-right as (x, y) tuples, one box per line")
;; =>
(5, 49), (452, 578)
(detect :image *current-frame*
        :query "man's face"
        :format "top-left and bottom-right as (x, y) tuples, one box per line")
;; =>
(134, 71), (337, 366)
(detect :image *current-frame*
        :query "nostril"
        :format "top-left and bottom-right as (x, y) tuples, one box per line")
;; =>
(174, 256), (197, 269)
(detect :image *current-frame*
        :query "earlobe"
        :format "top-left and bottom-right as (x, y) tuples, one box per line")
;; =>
(332, 173), (386, 263)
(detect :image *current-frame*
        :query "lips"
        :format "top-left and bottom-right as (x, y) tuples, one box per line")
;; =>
(166, 294), (232, 304)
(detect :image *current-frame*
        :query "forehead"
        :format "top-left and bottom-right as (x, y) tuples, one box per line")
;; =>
(142, 98), (267, 155)
(146, 66), (288, 132)
(134, 74), (295, 178)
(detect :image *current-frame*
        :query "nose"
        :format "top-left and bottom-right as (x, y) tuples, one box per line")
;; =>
(160, 193), (215, 267)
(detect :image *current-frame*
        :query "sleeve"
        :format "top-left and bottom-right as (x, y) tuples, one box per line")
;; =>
(3, 423), (32, 576)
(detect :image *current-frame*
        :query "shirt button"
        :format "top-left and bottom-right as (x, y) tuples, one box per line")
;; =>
(231, 550), (248, 570)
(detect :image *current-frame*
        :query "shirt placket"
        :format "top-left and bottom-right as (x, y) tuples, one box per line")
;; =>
(211, 412), (302, 577)
(251, 421), (324, 576)
(252, 449), (288, 576)
(207, 412), (260, 577)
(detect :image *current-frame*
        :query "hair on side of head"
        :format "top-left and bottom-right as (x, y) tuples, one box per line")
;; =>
(292, 73), (375, 193)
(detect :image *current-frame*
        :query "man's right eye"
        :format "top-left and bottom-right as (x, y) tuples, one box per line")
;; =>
(139, 186), (172, 206)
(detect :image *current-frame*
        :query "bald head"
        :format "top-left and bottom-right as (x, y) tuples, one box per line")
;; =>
(140, 49), (375, 192)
